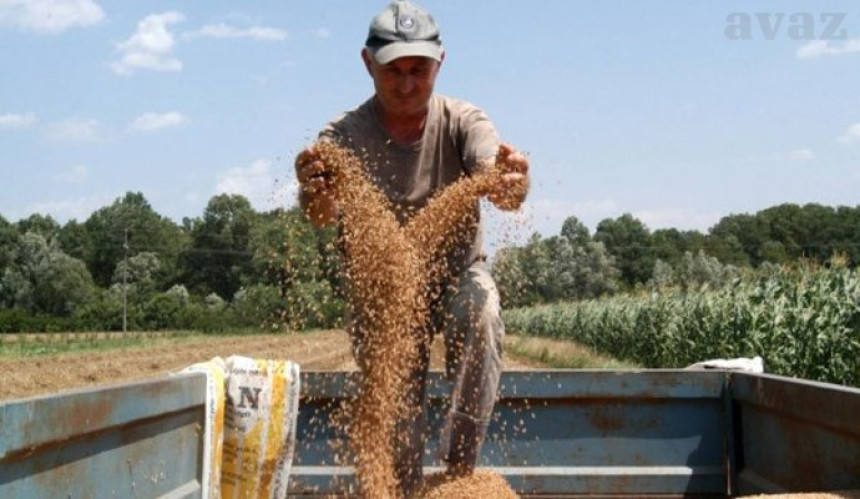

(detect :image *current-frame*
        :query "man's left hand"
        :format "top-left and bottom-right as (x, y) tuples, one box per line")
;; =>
(487, 143), (530, 211)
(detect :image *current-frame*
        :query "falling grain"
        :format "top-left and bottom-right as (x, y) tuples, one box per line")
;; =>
(313, 141), (516, 498)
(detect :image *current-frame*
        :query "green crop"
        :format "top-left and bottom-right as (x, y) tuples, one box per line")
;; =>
(502, 263), (860, 387)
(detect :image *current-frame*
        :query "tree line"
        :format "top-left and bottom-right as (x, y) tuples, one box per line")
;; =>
(1, 192), (858, 332)
(0, 192), (342, 332)
(492, 204), (860, 308)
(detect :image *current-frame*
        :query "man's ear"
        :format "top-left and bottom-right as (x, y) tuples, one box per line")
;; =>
(361, 48), (374, 76)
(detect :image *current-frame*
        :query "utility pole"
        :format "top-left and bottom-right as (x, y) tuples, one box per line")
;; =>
(123, 229), (128, 334)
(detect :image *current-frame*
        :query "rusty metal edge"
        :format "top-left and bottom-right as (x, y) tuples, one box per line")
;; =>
(0, 373), (206, 460)
(729, 372), (860, 436)
(299, 370), (727, 400)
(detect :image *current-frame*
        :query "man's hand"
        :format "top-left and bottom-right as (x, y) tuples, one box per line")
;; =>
(295, 146), (337, 198)
(487, 143), (530, 211)
(295, 146), (339, 226)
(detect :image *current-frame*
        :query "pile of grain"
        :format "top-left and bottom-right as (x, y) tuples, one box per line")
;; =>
(420, 470), (518, 498)
(313, 141), (515, 498)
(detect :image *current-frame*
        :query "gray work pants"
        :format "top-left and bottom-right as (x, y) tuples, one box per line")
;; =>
(347, 261), (505, 496)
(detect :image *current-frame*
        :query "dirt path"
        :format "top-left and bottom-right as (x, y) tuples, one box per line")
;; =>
(0, 330), (539, 400)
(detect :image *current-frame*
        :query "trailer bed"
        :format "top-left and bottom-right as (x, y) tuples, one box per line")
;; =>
(2, 370), (859, 497)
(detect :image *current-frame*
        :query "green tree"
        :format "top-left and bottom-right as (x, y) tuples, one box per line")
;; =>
(520, 233), (555, 302)
(0, 215), (18, 271)
(491, 231), (619, 307)
(113, 252), (161, 285)
(491, 233), (551, 307)
(652, 228), (707, 267)
(541, 236), (619, 301)
(675, 250), (738, 291)
(232, 284), (285, 328)
(58, 219), (90, 262)
(491, 245), (532, 308)
(704, 233), (749, 267)
(560, 215), (590, 246)
(571, 241), (620, 299)
(0, 232), (95, 316)
(594, 213), (654, 287)
(650, 259), (675, 291)
(250, 207), (343, 328)
(709, 213), (768, 265)
(759, 240), (788, 265)
(84, 192), (186, 288)
(181, 194), (257, 300)
(16, 213), (60, 240)
(833, 206), (860, 265)
(113, 251), (161, 304)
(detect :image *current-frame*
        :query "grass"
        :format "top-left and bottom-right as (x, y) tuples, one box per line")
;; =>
(0, 327), (325, 358)
(506, 332), (639, 369)
(0, 330), (199, 358)
(1, 328), (637, 371)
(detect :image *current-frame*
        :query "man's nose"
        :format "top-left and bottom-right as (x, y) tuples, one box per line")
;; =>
(397, 75), (415, 93)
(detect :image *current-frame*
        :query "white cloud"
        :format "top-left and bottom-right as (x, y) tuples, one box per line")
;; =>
(185, 23), (286, 41)
(52, 165), (88, 183)
(128, 111), (189, 133)
(43, 117), (103, 143)
(110, 11), (184, 76)
(215, 159), (292, 211)
(787, 148), (814, 161)
(0, 0), (104, 34)
(313, 27), (330, 39)
(0, 112), (37, 129)
(838, 122), (860, 144)
(797, 39), (860, 59)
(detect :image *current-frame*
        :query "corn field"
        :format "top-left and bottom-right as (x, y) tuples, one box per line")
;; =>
(502, 263), (860, 387)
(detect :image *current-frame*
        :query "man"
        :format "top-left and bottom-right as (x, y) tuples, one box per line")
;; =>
(294, 0), (530, 493)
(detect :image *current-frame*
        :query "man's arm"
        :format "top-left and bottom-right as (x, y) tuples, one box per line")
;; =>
(295, 146), (340, 227)
(454, 101), (529, 211)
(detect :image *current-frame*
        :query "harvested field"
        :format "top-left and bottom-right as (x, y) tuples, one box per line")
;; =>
(0, 330), (540, 401)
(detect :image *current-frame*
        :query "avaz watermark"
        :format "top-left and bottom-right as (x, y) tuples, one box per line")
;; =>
(725, 12), (849, 40)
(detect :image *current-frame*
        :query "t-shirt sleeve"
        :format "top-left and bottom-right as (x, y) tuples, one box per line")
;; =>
(318, 115), (346, 144)
(454, 101), (500, 175)
(317, 105), (370, 152)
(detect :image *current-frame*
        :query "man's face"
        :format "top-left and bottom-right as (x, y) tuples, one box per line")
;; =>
(364, 54), (442, 119)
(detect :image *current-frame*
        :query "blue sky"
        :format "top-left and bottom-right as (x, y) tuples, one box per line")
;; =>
(1, 1), (859, 252)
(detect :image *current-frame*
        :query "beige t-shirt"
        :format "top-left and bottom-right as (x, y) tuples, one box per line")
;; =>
(321, 93), (500, 275)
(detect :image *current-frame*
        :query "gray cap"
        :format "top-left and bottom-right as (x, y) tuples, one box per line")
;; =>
(365, 0), (444, 65)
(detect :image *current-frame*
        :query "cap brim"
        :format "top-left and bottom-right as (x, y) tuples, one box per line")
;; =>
(371, 41), (444, 65)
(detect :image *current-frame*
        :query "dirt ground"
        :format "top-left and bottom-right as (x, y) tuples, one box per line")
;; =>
(0, 330), (540, 400)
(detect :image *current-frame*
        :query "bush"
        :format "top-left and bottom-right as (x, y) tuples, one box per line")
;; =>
(282, 280), (344, 331)
(0, 309), (85, 333)
(232, 284), (283, 328)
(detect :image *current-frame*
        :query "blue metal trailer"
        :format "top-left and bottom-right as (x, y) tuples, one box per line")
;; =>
(2, 370), (859, 497)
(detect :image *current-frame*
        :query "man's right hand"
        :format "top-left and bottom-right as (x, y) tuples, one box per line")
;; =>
(295, 146), (340, 226)
(295, 146), (337, 198)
